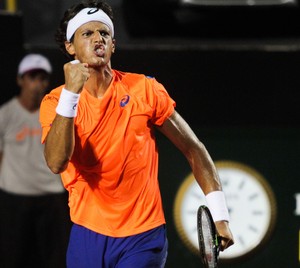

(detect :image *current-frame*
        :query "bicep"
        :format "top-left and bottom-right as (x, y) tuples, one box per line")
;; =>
(156, 110), (201, 155)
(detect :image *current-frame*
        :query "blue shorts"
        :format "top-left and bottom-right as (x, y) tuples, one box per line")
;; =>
(67, 224), (168, 268)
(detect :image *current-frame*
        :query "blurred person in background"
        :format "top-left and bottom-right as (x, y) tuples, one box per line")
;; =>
(0, 53), (71, 268)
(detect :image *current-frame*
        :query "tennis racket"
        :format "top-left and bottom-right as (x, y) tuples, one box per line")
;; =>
(197, 205), (221, 268)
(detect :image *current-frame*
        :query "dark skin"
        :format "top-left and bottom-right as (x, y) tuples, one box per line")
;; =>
(44, 20), (234, 251)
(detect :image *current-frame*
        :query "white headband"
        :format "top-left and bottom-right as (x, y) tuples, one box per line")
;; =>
(66, 7), (114, 41)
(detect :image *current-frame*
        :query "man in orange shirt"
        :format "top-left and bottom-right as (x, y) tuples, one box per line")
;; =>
(40, 1), (234, 267)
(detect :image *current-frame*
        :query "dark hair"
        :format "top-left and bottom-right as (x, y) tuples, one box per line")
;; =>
(55, 0), (114, 59)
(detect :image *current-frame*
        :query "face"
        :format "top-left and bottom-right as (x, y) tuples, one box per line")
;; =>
(65, 21), (115, 67)
(17, 71), (50, 101)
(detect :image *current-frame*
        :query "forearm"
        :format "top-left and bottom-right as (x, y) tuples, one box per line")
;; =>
(44, 64), (83, 174)
(184, 142), (222, 195)
(44, 115), (75, 174)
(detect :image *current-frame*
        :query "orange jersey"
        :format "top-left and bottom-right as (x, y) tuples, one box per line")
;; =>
(40, 70), (175, 237)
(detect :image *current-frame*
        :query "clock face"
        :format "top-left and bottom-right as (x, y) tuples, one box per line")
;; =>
(174, 161), (277, 261)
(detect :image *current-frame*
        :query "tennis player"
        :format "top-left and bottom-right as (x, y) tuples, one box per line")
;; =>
(39, 0), (234, 267)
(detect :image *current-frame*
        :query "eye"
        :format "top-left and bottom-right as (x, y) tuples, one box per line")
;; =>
(82, 30), (93, 37)
(99, 30), (109, 37)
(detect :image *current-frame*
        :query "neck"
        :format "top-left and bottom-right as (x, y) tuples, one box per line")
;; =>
(85, 65), (114, 99)
(18, 91), (42, 112)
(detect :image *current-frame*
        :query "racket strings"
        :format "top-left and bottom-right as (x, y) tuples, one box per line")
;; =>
(201, 212), (215, 265)
(197, 206), (220, 268)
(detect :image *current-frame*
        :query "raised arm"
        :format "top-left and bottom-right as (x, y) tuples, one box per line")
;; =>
(44, 60), (89, 174)
(157, 110), (234, 250)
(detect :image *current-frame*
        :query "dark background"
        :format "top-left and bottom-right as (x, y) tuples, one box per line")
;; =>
(0, 0), (300, 267)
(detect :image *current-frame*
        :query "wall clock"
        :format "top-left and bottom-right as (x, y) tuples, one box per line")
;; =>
(173, 160), (277, 262)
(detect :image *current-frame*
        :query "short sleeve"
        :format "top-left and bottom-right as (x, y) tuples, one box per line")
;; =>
(39, 87), (62, 143)
(148, 77), (176, 126)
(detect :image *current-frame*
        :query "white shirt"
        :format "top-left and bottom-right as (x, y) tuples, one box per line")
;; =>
(0, 97), (64, 195)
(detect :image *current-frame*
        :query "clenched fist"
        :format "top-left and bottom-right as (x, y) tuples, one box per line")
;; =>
(64, 60), (90, 94)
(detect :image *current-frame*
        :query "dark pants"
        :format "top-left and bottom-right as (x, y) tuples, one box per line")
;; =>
(0, 189), (72, 268)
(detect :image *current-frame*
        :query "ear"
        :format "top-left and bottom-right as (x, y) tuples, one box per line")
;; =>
(65, 41), (75, 56)
(111, 39), (116, 54)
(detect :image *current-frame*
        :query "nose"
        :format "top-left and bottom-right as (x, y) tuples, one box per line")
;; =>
(33, 77), (49, 90)
(94, 31), (103, 43)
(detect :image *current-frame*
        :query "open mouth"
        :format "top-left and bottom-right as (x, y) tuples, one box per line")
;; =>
(94, 44), (105, 57)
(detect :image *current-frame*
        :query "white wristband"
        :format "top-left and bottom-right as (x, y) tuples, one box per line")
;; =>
(56, 88), (80, 118)
(205, 191), (230, 222)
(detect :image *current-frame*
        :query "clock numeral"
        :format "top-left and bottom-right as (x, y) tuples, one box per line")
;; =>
(238, 179), (245, 190)
(186, 210), (197, 215)
(248, 225), (258, 233)
(252, 210), (263, 216)
(222, 178), (229, 187)
(249, 193), (259, 200)
(238, 235), (245, 247)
